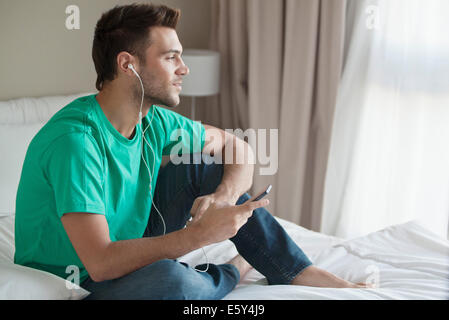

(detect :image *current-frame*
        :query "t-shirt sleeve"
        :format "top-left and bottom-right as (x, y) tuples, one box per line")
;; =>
(43, 132), (106, 218)
(155, 107), (206, 156)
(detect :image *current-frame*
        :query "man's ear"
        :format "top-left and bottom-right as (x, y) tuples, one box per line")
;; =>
(117, 52), (138, 75)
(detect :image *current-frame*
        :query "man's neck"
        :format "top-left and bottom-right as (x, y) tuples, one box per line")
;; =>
(96, 84), (150, 140)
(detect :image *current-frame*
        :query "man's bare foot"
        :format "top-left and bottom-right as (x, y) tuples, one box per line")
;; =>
(227, 254), (252, 280)
(291, 265), (375, 288)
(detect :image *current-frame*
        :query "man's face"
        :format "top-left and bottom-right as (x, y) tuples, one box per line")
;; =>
(137, 26), (188, 108)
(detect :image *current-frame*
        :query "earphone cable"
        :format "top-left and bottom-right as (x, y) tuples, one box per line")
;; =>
(133, 66), (209, 273)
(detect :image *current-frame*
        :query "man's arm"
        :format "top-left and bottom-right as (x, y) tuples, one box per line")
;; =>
(61, 198), (268, 282)
(200, 124), (255, 204)
(61, 213), (199, 282)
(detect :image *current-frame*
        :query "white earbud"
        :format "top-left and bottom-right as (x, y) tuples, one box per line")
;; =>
(128, 64), (140, 78)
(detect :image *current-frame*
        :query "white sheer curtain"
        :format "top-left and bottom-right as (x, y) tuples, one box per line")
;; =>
(321, 0), (449, 239)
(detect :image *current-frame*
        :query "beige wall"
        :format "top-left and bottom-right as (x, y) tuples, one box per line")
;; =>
(0, 0), (212, 117)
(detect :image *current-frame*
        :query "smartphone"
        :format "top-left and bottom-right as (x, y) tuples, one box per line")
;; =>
(251, 184), (272, 202)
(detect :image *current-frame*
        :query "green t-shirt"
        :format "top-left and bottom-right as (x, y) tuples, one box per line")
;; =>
(14, 94), (205, 284)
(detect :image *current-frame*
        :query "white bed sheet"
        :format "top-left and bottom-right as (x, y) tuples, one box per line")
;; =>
(1, 215), (448, 299)
(178, 218), (449, 300)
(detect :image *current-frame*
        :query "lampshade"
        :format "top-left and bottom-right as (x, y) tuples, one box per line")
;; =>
(180, 49), (220, 97)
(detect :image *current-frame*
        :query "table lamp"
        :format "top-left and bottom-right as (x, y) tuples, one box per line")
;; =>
(180, 49), (220, 120)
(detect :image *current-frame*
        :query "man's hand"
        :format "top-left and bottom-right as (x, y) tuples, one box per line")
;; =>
(189, 191), (240, 225)
(187, 198), (269, 245)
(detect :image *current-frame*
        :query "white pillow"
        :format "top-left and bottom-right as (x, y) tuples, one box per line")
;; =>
(0, 214), (90, 300)
(0, 216), (14, 262)
(0, 261), (90, 300)
(0, 93), (93, 125)
(0, 123), (44, 216)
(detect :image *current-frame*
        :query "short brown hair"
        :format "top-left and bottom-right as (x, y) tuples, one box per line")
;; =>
(92, 3), (180, 91)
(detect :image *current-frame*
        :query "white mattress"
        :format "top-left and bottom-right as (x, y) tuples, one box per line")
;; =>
(1, 215), (448, 299)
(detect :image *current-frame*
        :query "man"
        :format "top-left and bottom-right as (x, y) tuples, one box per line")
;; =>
(14, 3), (371, 300)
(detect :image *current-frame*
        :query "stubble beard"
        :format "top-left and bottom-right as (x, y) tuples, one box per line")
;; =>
(137, 72), (180, 109)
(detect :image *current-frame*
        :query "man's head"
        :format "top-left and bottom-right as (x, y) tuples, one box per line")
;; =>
(92, 3), (188, 107)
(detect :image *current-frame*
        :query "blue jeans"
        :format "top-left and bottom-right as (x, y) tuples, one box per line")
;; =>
(81, 154), (313, 299)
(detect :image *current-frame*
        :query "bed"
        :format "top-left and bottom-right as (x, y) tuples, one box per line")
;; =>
(1, 93), (448, 300)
